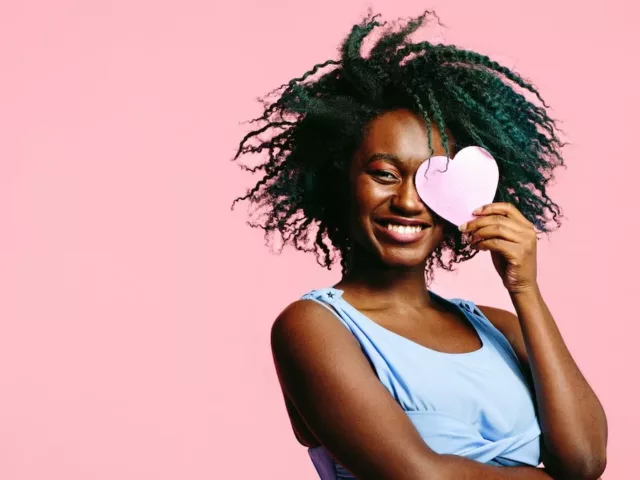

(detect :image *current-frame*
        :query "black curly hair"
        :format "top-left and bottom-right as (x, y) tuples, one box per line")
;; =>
(232, 10), (565, 280)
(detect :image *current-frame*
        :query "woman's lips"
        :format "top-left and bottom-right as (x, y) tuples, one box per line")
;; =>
(373, 221), (429, 244)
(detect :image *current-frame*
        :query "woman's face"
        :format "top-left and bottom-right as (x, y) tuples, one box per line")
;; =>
(347, 109), (452, 268)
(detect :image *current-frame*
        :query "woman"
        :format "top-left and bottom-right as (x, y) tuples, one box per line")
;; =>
(233, 11), (607, 479)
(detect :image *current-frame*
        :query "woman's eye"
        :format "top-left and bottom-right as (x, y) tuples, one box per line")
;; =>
(372, 170), (397, 180)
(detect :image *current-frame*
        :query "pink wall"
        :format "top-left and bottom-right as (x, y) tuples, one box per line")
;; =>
(0, 1), (636, 478)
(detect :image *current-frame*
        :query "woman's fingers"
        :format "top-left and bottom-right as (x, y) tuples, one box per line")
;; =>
(466, 223), (521, 246)
(472, 202), (533, 229)
(460, 213), (525, 237)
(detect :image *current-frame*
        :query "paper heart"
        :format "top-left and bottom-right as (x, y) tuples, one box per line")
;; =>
(414, 146), (499, 227)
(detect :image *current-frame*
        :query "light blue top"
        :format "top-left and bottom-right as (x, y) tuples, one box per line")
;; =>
(300, 287), (541, 479)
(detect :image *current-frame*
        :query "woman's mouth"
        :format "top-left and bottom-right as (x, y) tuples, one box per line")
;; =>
(373, 220), (430, 244)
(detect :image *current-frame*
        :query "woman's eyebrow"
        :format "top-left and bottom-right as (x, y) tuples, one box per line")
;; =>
(365, 153), (401, 165)
(365, 152), (432, 166)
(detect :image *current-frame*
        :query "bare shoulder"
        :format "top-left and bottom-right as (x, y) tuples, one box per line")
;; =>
(270, 299), (359, 360)
(270, 297), (366, 420)
(475, 305), (520, 342)
(271, 299), (362, 448)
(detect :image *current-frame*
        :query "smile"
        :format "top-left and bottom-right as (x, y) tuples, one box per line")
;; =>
(384, 223), (425, 234)
(373, 219), (430, 244)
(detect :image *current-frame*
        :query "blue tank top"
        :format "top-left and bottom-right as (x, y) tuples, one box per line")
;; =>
(300, 287), (541, 479)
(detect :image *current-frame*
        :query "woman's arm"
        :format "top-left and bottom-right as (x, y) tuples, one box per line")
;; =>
(480, 288), (608, 480)
(463, 202), (608, 480)
(271, 299), (554, 480)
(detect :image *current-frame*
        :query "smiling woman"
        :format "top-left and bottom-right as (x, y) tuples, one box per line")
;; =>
(232, 10), (607, 480)
(348, 110), (447, 267)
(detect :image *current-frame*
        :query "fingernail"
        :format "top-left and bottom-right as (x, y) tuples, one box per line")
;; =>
(472, 207), (482, 215)
(459, 223), (467, 232)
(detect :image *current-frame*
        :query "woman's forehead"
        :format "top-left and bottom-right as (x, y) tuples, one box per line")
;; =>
(358, 110), (451, 162)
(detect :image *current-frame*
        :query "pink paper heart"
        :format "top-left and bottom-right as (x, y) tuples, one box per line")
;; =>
(415, 146), (499, 226)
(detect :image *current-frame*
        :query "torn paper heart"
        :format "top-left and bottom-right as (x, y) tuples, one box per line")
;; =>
(415, 146), (499, 226)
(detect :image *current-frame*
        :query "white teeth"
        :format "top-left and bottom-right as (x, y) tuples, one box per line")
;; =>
(386, 223), (423, 234)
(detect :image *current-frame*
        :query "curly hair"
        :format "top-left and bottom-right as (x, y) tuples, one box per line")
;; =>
(232, 10), (565, 280)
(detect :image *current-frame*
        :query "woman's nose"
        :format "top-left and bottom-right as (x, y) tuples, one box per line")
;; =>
(390, 180), (425, 215)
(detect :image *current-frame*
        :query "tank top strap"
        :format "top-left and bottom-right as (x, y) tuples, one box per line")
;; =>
(450, 297), (523, 371)
(300, 288), (357, 335)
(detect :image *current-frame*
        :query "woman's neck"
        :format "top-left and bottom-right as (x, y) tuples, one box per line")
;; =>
(335, 251), (433, 309)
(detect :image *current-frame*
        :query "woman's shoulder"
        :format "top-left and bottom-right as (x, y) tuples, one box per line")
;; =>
(473, 304), (520, 342)
(270, 293), (356, 354)
(274, 287), (339, 323)
(443, 293), (525, 362)
(272, 297), (331, 330)
(440, 290), (519, 336)
(269, 294), (371, 451)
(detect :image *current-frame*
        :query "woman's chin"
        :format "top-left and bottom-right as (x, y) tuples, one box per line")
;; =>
(377, 248), (430, 269)
(366, 229), (442, 269)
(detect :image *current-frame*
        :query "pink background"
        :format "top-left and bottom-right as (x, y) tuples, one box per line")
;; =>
(1, 1), (637, 478)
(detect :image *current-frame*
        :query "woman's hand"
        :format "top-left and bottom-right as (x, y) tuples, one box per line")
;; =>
(459, 202), (538, 294)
